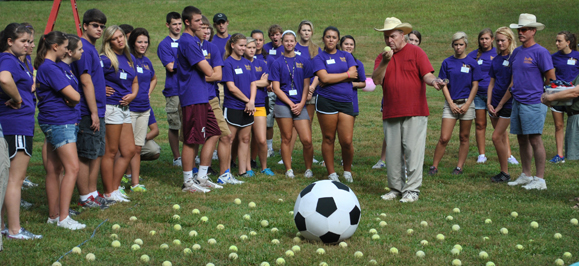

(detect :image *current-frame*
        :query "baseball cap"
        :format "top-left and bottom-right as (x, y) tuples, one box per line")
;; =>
(213, 13), (227, 23)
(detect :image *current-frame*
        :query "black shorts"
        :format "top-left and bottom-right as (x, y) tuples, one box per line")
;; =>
(77, 115), (106, 160)
(551, 105), (566, 113)
(5, 135), (33, 159)
(315, 94), (354, 116)
(491, 108), (512, 118)
(224, 107), (254, 128)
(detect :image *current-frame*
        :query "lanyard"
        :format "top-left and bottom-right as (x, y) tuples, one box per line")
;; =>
(283, 56), (296, 89)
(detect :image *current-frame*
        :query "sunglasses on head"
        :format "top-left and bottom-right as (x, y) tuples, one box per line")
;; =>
(90, 23), (106, 29)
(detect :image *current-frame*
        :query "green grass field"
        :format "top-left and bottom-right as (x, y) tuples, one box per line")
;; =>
(1, 0), (579, 265)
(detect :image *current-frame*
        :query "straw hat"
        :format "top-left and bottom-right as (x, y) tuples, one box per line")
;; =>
(509, 13), (545, 31)
(374, 17), (412, 34)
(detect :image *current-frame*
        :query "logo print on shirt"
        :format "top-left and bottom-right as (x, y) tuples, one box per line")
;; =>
(245, 65), (251, 71)
(490, 56), (494, 60)
(144, 65), (150, 70)
(296, 63), (303, 69)
(340, 57), (347, 62)
(205, 53), (211, 60)
(255, 66), (262, 72)
(524, 57), (533, 64)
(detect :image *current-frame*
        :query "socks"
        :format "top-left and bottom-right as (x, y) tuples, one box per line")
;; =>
(90, 191), (99, 198)
(183, 171), (193, 182)
(126, 174), (132, 178)
(79, 194), (90, 202)
(199, 166), (209, 178)
(267, 139), (273, 150)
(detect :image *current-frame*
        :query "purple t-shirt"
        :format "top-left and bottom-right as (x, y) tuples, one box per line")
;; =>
(270, 55), (313, 106)
(0, 53), (35, 136)
(101, 53), (137, 105)
(438, 55), (483, 100)
(36, 59), (78, 125)
(468, 47), (496, 97)
(58, 61), (81, 123)
(489, 54), (513, 109)
(148, 108), (156, 126)
(295, 43), (322, 60)
(511, 44), (554, 104)
(202, 41), (224, 101)
(177, 33), (208, 107)
(263, 42), (284, 60)
(552, 50), (579, 82)
(211, 34), (230, 60)
(71, 38), (107, 118)
(25, 55), (36, 104)
(312, 50), (357, 102)
(130, 55), (155, 112)
(222, 56), (257, 110)
(157, 36), (180, 97)
(352, 59), (366, 114)
(251, 58), (269, 107)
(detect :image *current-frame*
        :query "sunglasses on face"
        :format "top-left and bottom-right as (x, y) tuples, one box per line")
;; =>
(90, 23), (106, 29)
(518, 28), (531, 33)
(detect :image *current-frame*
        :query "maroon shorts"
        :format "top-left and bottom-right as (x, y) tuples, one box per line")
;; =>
(181, 103), (221, 145)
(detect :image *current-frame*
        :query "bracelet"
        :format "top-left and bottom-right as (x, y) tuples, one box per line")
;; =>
(347, 72), (350, 78)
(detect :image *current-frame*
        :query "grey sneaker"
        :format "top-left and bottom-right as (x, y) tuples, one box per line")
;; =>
(522, 177), (547, 190)
(343, 171), (353, 183)
(7, 227), (43, 239)
(400, 191), (419, 203)
(267, 149), (275, 158)
(22, 177), (38, 188)
(47, 216), (59, 224)
(217, 172), (244, 184)
(212, 150), (219, 160)
(304, 169), (313, 178)
(197, 176), (223, 189)
(285, 169), (295, 178)
(182, 179), (211, 193)
(508, 173), (533, 186)
(173, 157), (182, 167)
(95, 195), (116, 206)
(57, 216), (86, 230)
(372, 160), (386, 169)
(381, 191), (401, 201)
(20, 199), (33, 209)
(328, 172), (339, 181)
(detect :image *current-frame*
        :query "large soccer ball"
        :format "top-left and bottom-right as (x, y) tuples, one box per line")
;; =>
(293, 180), (361, 243)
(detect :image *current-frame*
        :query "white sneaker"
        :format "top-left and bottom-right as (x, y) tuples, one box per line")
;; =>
(508, 155), (519, 165)
(267, 149), (275, 158)
(508, 173), (533, 186)
(304, 169), (313, 178)
(47, 216), (59, 224)
(381, 191), (401, 201)
(173, 157), (182, 167)
(477, 154), (487, 163)
(182, 178), (211, 193)
(217, 173), (244, 185)
(285, 169), (295, 178)
(197, 176), (223, 189)
(117, 187), (130, 199)
(312, 158), (319, 164)
(522, 177), (547, 190)
(105, 191), (130, 203)
(400, 191), (419, 203)
(195, 156), (200, 164)
(57, 216), (86, 230)
(278, 157), (292, 165)
(212, 150), (219, 160)
(328, 172), (339, 181)
(343, 171), (353, 183)
(372, 160), (386, 169)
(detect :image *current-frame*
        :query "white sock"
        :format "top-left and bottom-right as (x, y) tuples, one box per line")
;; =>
(79, 194), (90, 202)
(183, 171), (193, 182)
(90, 191), (99, 198)
(267, 139), (273, 150)
(480, 154), (485, 157)
(126, 174), (132, 178)
(199, 166), (209, 178)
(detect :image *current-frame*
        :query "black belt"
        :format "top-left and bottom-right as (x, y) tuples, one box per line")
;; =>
(568, 110), (579, 117)
(453, 99), (466, 104)
(111, 104), (129, 111)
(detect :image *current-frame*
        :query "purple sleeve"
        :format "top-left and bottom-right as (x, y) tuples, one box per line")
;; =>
(538, 49), (554, 73)
(100, 55), (114, 76)
(182, 42), (205, 68)
(147, 58), (155, 76)
(312, 54), (325, 73)
(148, 109), (157, 125)
(472, 62), (483, 82)
(345, 52), (357, 68)
(222, 60), (234, 82)
(438, 60), (448, 80)
(157, 40), (174, 67)
(250, 63), (258, 83)
(356, 60), (366, 82)
(304, 59), (314, 79)
(269, 60), (281, 82)
(212, 47), (224, 68)
(71, 51), (91, 77)
(44, 66), (71, 92)
(489, 61), (497, 79)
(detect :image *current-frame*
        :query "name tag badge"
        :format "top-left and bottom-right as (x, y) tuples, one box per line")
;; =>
(203, 50), (208, 56)
(120, 72), (127, 80)
(289, 89), (298, 96)
(100, 60), (104, 68)
(235, 68), (243, 75)
(326, 59), (336, 65)
(502, 60), (509, 66)
(568, 59), (576, 65)
(137, 67), (143, 73)
(269, 49), (277, 55)
(478, 59), (483, 65)
(295, 50), (302, 56)
(460, 66), (470, 73)
(171, 42), (179, 48)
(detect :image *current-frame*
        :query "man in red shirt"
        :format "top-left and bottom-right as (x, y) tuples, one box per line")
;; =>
(372, 17), (442, 203)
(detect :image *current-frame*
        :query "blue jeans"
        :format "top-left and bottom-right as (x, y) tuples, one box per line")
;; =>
(40, 124), (78, 149)
(474, 94), (487, 110)
(510, 100), (547, 135)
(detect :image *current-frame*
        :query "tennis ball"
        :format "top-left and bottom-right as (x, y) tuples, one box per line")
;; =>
(420, 240), (428, 246)
(554, 233), (562, 239)
(452, 224), (460, 231)
(206, 263), (215, 266)
(485, 218), (492, 224)
(216, 224), (224, 230)
(416, 250), (425, 258)
(112, 224), (120, 230)
(278, 198), (284, 202)
(420, 221), (428, 227)
(486, 262), (496, 266)
(339, 241), (348, 248)
(129, 216), (137, 221)
(296, 232), (301, 237)
(208, 238), (216, 245)
(483, 236), (490, 241)
(453, 208), (460, 213)
(261, 220), (269, 227)
(173, 214), (180, 220)
(261, 262), (270, 266)
(285, 250), (294, 257)
(109, 233), (118, 239)
(192, 208), (200, 214)
(52, 263), (62, 266)
(292, 245), (301, 252)
(200, 216), (208, 222)
(446, 215), (454, 221)
(383, 46), (392, 52)
(140, 255), (150, 262)
(293, 237), (301, 243)
(530, 221), (539, 228)
(407, 229), (414, 235)
(379, 221), (387, 227)
(250, 231), (257, 236)
(149, 230), (156, 236)
(452, 259), (462, 266)
(369, 228), (377, 234)
(86, 253), (96, 261)
(511, 211), (518, 218)
(570, 218), (578, 225)
(390, 247), (399, 254)
(160, 243), (169, 249)
(276, 257), (285, 265)
(234, 198), (241, 205)
(192, 244), (201, 250)
(189, 230), (198, 237)
(183, 248), (192, 254)
(111, 240), (121, 247)
(229, 245), (238, 252)
(131, 244), (140, 250)
(369, 259), (378, 265)
(249, 202), (256, 208)
(271, 239), (280, 245)
(436, 234), (445, 241)
(354, 251), (363, 257)
(516, 244), (524, 250)
(289, 211), (294, 215)
(500, 228), (508, 235)
(173, 239), (181, 245)
(479, 251), (489, 259)
(454, 244), (462, 251)
(316, 248), (326, 254)
(173, 204), (180, 210)
(271, 227), (279, 233)
(72, 247), (82, 254)
(563, 252), (572, 258)
(380, 213), (387, 217)
(319, 263), (328, 266)
(375, 217), (381, 221)
(229, 252), (239, 260)
(240, 235), (248, 240)
(372, 234), (380, 240)
(451, 248), (460, 255)
(174, 224), (182, 231)
(134, 239), (143, 245)
(242, 214), (251, 221)
(555, 258), (564, 266)
(162, 261), (172, 266)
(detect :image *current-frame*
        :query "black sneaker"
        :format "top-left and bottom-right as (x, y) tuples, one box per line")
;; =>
(250, 160), (257, 169)
(230, 160), (237, 169)
(491, 171), (511, 183)
(69, 209), (81, 216)
(238, 172), (247, 178)
(452, 167), (463, 175)
(207, 167), (217, 176)
(428, 166), (438, 175)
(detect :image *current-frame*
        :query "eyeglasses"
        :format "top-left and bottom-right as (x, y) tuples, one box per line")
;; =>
(90, 23), (106, 29)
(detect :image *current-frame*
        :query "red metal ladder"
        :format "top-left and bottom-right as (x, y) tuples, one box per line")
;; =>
(43, 0), (82, 36)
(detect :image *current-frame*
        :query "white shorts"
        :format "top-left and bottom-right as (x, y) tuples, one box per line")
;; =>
(131, 109), (151, 146)
(105, 105), (132, 125)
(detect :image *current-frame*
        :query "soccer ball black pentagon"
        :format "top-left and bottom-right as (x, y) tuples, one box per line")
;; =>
(293, 180), (361, 243)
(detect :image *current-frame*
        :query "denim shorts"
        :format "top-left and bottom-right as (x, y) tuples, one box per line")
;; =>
(474, 94), (487, 110)
(40, 124), (79, 150)
(510, 100), (547, 135)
